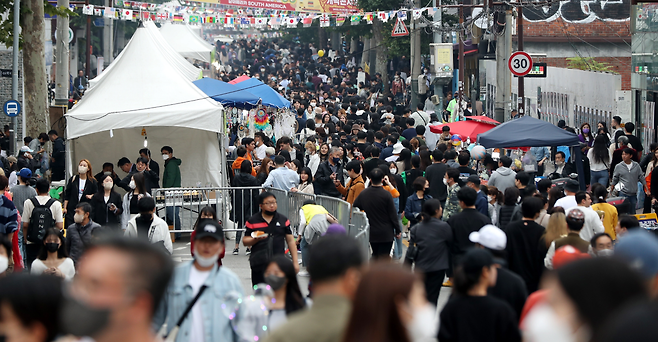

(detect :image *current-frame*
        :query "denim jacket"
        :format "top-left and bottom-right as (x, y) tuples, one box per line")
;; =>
(153, 261), (245, 342)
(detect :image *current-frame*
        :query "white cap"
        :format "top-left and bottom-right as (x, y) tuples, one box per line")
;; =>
(469, 225), (507, 250)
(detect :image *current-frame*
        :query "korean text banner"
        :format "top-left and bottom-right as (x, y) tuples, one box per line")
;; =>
(201, 0), (358, 14)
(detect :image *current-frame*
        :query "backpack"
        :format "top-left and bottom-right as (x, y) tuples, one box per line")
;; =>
(26, 197), (56, 243)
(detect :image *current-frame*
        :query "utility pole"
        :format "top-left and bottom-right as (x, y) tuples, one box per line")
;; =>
(457, 6), (464, 119)
(85, 0), (91, 80)
(55, 0), (70, 106)
(517, 4), (524, 115)
(410, 0), (421, 109)
(494, 7), (512, 123)
(11, 0), (19, 154)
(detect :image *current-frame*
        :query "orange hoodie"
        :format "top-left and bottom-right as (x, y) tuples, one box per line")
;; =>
(232, 157), (257, 177)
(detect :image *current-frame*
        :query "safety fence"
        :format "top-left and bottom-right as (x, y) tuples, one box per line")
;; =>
(151, 186), (370, 256)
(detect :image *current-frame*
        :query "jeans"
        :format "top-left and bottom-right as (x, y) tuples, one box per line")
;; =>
(165, 206), (181, 239)
(393, 236), (403, 259)
(300, 236), (310, 267)
(620, 193), (637, 214)
(590, 170), (609, 187)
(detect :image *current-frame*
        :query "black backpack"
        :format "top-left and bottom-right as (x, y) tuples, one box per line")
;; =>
(26, 197), (56, 243)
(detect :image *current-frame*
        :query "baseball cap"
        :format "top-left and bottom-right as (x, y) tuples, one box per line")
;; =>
(460, 248), (494, 275)
(194, 219), (224, 241)
(469, 225), (506, 250)
(466, 175), (480, 186)
(19, 146), (33, 153)
(615, 230), (658, 278)
(17, 168), (32, 179)
(564, 179), (580, 193)
(553, 245), (590, 269)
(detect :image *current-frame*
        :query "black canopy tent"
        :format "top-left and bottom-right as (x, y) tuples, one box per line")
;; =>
(477, 116), (586, 190)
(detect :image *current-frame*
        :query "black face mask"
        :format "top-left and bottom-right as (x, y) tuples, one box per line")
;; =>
(60, 293), (111, 337)
(46, 243), (59, 253)
(265, 274), (286, 290)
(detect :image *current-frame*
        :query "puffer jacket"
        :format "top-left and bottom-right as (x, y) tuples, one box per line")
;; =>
(498, 204), (522, 229)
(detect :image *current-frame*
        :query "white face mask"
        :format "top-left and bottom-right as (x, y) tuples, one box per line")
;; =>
(78, 166), (88, 174)
(596, 248), (614, 257)
(443, 178), (449, 186)
(0, 255), (7, 274)
(194, 247), (220, 268)
(103, 182), (113, 190)
(310, 102), (317, 107)
(74, 213), (85, 224)
(162, 154), (169, 161)
(390, 168), (397, 175)
(405, 304), (437, 342)
(487, 195), (493, 202)
(129, 180), (136, 189)
(522, 304), (577, 342)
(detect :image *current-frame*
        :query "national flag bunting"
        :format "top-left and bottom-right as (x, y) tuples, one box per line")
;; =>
(121, 9), (132, 19)
(173, 14), (183, 21)
(350, 14), (360, 25)
(320, 13), (330, 27)
(82, 5), (94, 15)
(336, 15), (346, 26)
(302, 17), (312, 27)
(189, 15), (201, 23)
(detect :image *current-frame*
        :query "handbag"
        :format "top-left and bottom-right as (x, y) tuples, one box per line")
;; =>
(404, 226), (419, 265)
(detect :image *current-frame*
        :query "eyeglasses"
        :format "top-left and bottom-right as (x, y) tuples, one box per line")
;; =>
(262, 201), (277, 206)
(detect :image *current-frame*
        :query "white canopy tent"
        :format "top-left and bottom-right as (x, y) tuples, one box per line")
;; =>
(159, 22), (213, 63)
(89, 21), (201, 89)
(65, 24), (226, 187)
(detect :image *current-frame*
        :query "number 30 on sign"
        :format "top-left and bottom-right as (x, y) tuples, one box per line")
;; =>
(508, 51), (533, 77)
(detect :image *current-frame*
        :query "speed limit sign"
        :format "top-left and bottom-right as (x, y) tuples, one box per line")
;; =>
(509, 51), (533, 76)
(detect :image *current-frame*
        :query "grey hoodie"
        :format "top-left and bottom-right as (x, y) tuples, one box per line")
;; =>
(612, 160), (646, 196)
(488, 167), (517, 193)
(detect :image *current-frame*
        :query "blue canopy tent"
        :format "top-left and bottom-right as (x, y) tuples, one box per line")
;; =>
(193, 78), (261, 108)
(231, 78), (291, 109)
(477, 116), (586, 190)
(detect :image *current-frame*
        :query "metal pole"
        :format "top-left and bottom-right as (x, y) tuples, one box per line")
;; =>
(85, 0), (91, 80)
(517, 4), (524, 116)
(410, 0), (421, 110)
(11, 0), (20, 154)
(55, 0), (70, 106)
(458, 6), (464, 119)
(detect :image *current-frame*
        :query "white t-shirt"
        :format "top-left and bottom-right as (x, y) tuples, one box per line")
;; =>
(255, 144), (267, 160)
(554, 195), (577, 211)
(189, 266), (211, 342)
(22, 196), (64, 245)
(78, 179), (86, 200)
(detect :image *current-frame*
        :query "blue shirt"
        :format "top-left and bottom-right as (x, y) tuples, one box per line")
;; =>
(530, 146), (550, 162)
(263, 167), (300, 191)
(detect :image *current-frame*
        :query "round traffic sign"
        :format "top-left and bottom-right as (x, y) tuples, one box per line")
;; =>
(509, 51), (533, 76)
(3, 100), (20, 118)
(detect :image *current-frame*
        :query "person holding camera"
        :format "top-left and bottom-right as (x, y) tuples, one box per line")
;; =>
(91, 174), (123, 231)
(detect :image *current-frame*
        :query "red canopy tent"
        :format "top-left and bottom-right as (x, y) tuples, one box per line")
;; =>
(429, 119), (499, 141)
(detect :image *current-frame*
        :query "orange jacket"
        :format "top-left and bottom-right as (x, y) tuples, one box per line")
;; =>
(337, 175), (365, 205)
(232, 157), (257, 177)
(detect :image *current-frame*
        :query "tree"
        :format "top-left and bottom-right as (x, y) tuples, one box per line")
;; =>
(566, 57), (618, 74)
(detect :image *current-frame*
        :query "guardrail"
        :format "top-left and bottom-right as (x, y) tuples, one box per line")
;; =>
(151, 186), (370, 254)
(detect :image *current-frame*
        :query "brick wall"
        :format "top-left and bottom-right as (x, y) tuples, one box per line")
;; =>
(533, 56), (631, 90)
(0, 51), (24, 140)
(524, 17), (631, 39)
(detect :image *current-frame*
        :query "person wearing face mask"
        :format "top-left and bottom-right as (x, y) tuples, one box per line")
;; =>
(63, 159), (98, 227)
(118, 157), (159, 193)
(30, 228), (75, 280)
(91, 174), (123, 231)
(121, 172), (151, 230)
(16, 146), (37, 174)
(161, 146), (182, 240)
(342, 263), (436, 342)
(439, 248), (521, 342)
(155, 219), (243, 342)
(404, 177), (432, 228)
(589, 233), (613, 257)
(66, 202), (101, 266)
(315, 146), (344, 197)
(124, 197), (172, 254)
(261, 255), (306, 331)
(0, 273), (62, 342)
(94, 162), (121, 185)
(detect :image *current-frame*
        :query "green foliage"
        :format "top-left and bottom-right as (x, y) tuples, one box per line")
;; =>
(0, 1), (75, 48)
(566, 57), (618, 74)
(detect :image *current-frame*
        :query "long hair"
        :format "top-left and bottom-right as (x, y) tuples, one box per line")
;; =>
(299, 167), (313, 184)
(132, 172), (147, 195)
(421, 199), (442, 223)
(487, 186), (503, 205)
(399, 149), (412, 171)
(591, 134), (610, 164)
(37, 228), (68, 260)
(193, 206), (217, 230)
(342, 262), (414, 342)
(257, 157), (272, 178)
(419, 150), (431, 171)
(548, 186), (565, 211)
(591, 183), (609, 204)
(544, 212), (568, 248)
(78, 159), (94, 181)
(268, 255), (305, 315)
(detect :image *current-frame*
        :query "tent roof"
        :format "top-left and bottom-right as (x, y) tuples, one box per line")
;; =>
(89, 21), (201, 89)
(159, 22), (213, 62)
(65, 25), (222, 140)
(230, 78), (291, 109)
(229, 75), (250, 84)
(476, 115), (580, 148)
(193, 77), (260, 108)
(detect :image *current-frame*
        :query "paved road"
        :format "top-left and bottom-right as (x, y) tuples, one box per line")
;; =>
(172, 233), (451, 317)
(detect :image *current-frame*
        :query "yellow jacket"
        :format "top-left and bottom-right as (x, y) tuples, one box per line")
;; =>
(592, 202), (618, 240)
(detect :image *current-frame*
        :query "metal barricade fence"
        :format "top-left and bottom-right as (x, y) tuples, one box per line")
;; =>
(316, 195), (351, 230)
(349, 209), (371, 260)
(288, 192), (316, 232)
(267, 188), (289, 220)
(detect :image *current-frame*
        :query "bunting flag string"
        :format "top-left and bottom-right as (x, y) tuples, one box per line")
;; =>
(73, 1), (441, 30)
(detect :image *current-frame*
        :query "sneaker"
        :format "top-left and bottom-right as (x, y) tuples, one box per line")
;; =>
(245, 248), (251, 256)
(297, 258), (303, 264)
(232, 248), (239, 255)
(442, 279), (453, 287)
(298, 270), (310, 277)
(402, 232), (408, 239)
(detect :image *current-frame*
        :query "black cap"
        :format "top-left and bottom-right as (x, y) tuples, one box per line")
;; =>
(194, 219), (224, 241)
(565, 179), (580, 193)
(461, 248), (494, 275)
(466, 175), (481, 185)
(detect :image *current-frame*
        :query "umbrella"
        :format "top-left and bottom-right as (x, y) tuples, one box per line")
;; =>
(429, 120), (498, 141)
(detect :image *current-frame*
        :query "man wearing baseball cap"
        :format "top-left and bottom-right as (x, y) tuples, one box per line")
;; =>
(615, 230), (658, 298)
(470, 225), (528, 319)
(154, 219), (244, 342)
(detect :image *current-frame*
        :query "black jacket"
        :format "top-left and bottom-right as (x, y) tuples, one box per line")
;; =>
(447, 208), (492, 271)
(353, 186), (400, 243)
(410, 217), (453, 272)
(363, 158), (387, 181)
(90, 190), (123, 230)
(315, 160), (344, 197)
(505, 219), (547, 293)
(119, 170), (160, 194)
(425, 162), (448, 202)
(499, 205), (522, 229)
(231, 173), (260, 225)
(94, 171), (121, 185)
(16, 155), (38, 173)
(63, 175), (98, 223)
(51, 137), (65, 168)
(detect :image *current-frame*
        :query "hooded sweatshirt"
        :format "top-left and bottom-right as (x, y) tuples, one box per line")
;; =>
(488, 167), (517, 193)
(232, 157), (257, 177)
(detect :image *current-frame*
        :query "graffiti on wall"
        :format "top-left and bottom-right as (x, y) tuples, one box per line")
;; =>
(523, 0), (630, 23)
